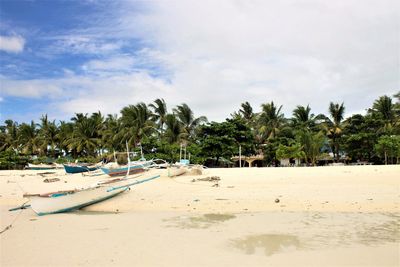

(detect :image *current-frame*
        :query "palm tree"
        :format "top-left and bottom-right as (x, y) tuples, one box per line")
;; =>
(296, 130), (326, 165)
(258, 101), (285, 141)
(164, 114), (184, 144)
(369, 95), (397, 134)
(90, 111), (105, 154)
(325, 102), (345, 161)
(149, 98), (168, 136)
(66, 114), (100, 157)
(292, 105), (315, 129)
(38, 114), (49, 156)
(239, 101), (255, 122)
(18, 121), (41, 155)
(56, 121), (74, 156)
(38, 115), (59, 157)
(101, 114), (122, 152)
(173, 103), (207, 141)
(1, 120), (19, 152)
(118, 103), (155, 148)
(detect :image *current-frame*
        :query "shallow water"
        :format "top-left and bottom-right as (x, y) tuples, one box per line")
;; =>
(230, 234), (302, 256)
(164, 213), (236, 229)
(2, 210), (399, 266)
(163, 210), (400, 259)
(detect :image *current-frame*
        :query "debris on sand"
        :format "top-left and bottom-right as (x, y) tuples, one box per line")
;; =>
(186, 167), (203, 176)
(196, 176), (220, 182)
(43, 178), (60, 183)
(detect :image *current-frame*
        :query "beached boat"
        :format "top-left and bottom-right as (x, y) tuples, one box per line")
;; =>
(63, 164), (99, 174)
(167, 165), (188, 177)
(101, 160), (153, 177)
(26, 163), (57, 170)
(25, 174), (161, 216)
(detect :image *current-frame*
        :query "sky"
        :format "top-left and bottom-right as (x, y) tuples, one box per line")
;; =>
(0, 0), (399, 123)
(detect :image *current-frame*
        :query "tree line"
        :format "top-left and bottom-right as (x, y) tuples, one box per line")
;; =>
(0, 93), (399, 168)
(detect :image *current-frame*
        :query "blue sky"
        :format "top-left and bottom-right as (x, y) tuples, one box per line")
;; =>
(0, 0), (399, 123)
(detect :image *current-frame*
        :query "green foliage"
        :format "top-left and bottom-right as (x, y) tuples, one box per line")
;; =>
(66, 113), (102, 156)
(374, 135), (400, 164)
(76, 156), (99, 164)
(323, 102), (346, 161)
(198, 118), (255, 166)
(258, 101), (285, 141)
(275, 142), (305, 163)
(173, 103), (207, 142)
(342, 114), (380, 162)
(0, 150), (29, 170)
(1, 94), (399, 168)
(296, 130), (325, 165)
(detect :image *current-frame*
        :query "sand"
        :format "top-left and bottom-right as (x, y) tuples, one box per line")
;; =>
(1, 165), (399, 266)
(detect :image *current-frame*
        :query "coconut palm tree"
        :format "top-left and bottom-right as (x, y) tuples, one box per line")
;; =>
(18, 121), (41, 155)
(90, 111), (105, 154)
(149, 98), (168, 136)
(296, 130), (326, 165)
(66, 113), (100, 157)
(101, 114), (123, 152)
(258, 101), (285, 141)
(118, 103), (155, 148)
(324, 102), (345, 161)
(1, 120), (19, 152)
(292, 105), (314, 129)
(38, 115), (59, 157)
(173, 103), (207, 141)
(164, 113), (184, 144)
(239, 101), (255, 122)
(369, 95), (398, 134)
(38, 115), (49, 156)
(56, 121), (74, 156)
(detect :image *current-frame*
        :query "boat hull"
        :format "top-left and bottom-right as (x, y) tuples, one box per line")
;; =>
(29, 186), (127, 216)
(101, 161), (152, 177)
(27, 163), (56, 170)
(167, 166), (187, 177)
(63, 164), (98, 174)
(101, 167), (145, 177)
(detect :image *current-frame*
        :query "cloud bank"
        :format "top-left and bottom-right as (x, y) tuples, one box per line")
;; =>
(1, 0), (399, 122)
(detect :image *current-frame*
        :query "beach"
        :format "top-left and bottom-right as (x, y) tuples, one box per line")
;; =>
(1, 165), (399, 266)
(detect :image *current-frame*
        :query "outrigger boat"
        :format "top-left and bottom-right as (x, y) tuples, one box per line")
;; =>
(63, 163), (100, 174)
(101, 145), (156, 177)
(26, 163), (57, 170)
(23, 174), (160, 216)
(101, 160), (152, 177)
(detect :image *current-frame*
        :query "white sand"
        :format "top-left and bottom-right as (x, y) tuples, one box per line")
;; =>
(1, 165), (399, 266)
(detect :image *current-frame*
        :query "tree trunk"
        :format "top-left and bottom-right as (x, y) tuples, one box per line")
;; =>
(215, 156), (220, 167)
(384, 151), (387, 165)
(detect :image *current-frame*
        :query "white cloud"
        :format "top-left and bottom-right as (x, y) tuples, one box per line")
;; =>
(82, 56), (135, 73)
(54, 71), (175, 115)
(2, 0), (399, 122)
(0, 76), (63, 98)
(117, 0), (399, 119)
(0, 71), (175, 119)
(0, 35), (25, 53)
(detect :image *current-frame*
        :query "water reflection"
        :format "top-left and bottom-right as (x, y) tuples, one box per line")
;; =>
(231, 234), (301, 256)
(164, 213), (236, 229)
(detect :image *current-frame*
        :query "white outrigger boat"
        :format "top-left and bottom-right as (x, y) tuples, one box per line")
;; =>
(22, 174), (160, 216)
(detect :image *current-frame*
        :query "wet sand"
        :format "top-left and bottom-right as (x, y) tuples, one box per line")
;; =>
(1, 165), (399, 266)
